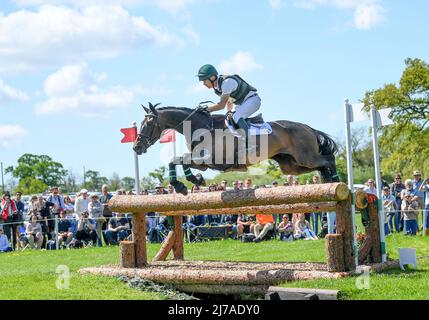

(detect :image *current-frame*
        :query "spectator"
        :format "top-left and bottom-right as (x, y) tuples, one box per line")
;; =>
(57, 211), (73, 248)
(401, 191), (419, 236)
(26, 214), (44, 249)
(220, 180), (228, 190)
(390, 174), (405, 232)
(237, 181), (244, 190)
(100, 184), (113, 235)
(12, 191), (24, 250)
(236, 214), (254, 238)
(1, 191), (16, 245)
(253, 214), (274, 243)
(88, 193), (105, 247)
(294, 213), (318, 240)
(207, 184), (221, 224)
(30, 196), (54, 241)
(418, 177), (429, 235)
(285, 175), (295, 186)
(382, 187), (397, 235)
(0, 227), (12, 252)
(232, 181), (240, 191)
(412, 170), (425, 212)
(168, 184), (175, 194)
(272, 181), (279, 188)
(74, 189), (90, 219)
(63, 196), (75, 218)
(245, 178), (252, 189)
(75, 211), (98, 245)
(310, 175), (322, 234)
(105, 212), (130, 245)
(277, 214), (294, 241)
(364, 179), (378, 196)
(47, 186), (65, 219)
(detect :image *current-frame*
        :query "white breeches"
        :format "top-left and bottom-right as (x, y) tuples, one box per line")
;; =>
(233, 94), (261, 122)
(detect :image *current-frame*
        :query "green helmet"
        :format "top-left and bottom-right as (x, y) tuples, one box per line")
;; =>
(197, 64), (218, 81)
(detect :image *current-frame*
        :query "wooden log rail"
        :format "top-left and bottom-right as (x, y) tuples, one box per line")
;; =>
(110, 183), (356, 272)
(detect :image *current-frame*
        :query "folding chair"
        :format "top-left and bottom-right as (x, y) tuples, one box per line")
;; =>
(18, 225), (30, 251)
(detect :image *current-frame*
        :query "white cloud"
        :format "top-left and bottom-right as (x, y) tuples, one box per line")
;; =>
(182, 25), (200, 46)
(36, 63), (172, 116)
(354, 3), (386, 29)
(219, 51), (263, 75)
(12, 0), (195, 13)
(0, 79), (29, 103)
(291, 0), (387, 29)
(0, 5), (185, 73)
(0, 124), (28, 148)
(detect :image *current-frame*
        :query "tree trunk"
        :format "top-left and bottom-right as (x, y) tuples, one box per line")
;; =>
(108, 183), (350, 213)
(325, 234), (344, 272)
(132, 212), (147, 267)
(335, 196), (356, 272)
(367, 197), (382, 263)
(162, 202), (337, 216)
(153, 231), (176, 262)
(120, 241), (135, 268)
(173, 216), (184, 260)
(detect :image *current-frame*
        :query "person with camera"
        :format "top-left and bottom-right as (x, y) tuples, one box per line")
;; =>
(390, 174), (406, 232)
(26, 214), (44, 249)
(75, 211), (97, 245)
(418, 177), (429, 235)
(88, 193), (105, 247)
(105, 212), (130, 245)
(57, 210), (73, 248)
(401, 191), (419, 235)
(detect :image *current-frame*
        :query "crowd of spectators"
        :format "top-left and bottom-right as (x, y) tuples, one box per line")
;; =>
(1, 170), (428, 253)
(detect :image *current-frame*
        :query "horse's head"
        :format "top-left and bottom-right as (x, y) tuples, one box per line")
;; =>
(133, 102), (163, 155)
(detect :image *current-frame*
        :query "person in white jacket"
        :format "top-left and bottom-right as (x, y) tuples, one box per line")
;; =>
(74, 189), (90, 219)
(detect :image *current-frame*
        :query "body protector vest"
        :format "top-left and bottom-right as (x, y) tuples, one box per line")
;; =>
(214, 75), (257, 105)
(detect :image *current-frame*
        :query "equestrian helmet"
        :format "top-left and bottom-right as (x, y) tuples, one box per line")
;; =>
(197, 64), (218, 81)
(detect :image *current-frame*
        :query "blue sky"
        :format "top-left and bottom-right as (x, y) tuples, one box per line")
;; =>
(1, 0), (429, 185)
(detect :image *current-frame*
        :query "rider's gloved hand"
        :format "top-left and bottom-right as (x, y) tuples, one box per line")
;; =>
(196, 105), (209, 113)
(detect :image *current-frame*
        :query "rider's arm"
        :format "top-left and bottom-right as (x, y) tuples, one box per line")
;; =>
(208, 94), (230, 112)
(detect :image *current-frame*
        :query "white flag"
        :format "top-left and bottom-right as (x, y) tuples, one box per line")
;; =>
(350, 103), (368, 122)
(376, 108), (394, 128)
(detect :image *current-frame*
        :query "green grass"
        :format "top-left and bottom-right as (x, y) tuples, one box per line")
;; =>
(1, 234), (428, 300)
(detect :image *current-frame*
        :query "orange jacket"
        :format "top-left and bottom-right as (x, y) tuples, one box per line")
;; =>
(256, 214), (274, 225)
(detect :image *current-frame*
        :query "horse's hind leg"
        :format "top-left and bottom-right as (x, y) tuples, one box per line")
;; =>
(319, 155), (340, 183)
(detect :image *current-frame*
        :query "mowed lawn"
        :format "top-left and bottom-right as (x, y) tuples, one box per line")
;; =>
(0, 234), (428, 300)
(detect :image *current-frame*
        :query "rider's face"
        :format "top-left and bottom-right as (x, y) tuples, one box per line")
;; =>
(202, 79), (213, 89)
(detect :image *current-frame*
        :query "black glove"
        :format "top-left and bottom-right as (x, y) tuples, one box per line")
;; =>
(196, 105), (209, 113)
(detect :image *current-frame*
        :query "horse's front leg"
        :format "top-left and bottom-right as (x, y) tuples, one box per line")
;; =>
(168, 159), (188, 196)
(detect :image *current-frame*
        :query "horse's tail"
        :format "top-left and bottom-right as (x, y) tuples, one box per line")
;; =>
(313, 129), (338, 156)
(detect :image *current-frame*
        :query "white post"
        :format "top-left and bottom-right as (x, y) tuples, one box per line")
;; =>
(55, 216), (59, 250)
(344, 98), (359, 268)
(132, 121), (141, 195)
(370, 105), (387, 263)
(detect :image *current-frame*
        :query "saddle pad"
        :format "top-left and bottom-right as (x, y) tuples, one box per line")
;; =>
(225, 120), (272, 137)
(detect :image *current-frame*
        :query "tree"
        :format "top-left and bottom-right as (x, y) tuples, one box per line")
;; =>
(16, 177), (49, 195)
(83, 170), (108, 191)
(148, 166), (167, 185)
(121, 177), (135, 191)
(109, 173), (121, 191)
(362, 58), (429, 177)
(6, 154), (67, 189)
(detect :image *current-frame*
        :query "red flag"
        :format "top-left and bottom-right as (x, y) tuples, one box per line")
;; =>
(120, 127), (137, 143)
(160, 129), (176, 144)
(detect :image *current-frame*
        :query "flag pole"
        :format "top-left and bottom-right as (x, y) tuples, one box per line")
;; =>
(370, 105), (387, 263)
(344, 98), (359, 269)
(132, 121), (141, 195)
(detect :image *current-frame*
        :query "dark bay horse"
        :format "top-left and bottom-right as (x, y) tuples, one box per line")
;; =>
(134, 103), (339, 195)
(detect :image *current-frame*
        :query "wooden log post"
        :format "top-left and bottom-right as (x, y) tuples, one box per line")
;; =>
(120, 241), (135, 268)
(153, 231), (176, 262)
(108, 183), (350, 213)
(367, 196), (382, 264)
(325, 234), (344, 272)
(335, 195), (356, 272)
(132, 212), (147, 267)
(173, 216), (184, 260)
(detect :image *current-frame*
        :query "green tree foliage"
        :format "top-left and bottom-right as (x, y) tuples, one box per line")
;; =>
(5, 154), (67, 190)
(121, 177), (135, 191)
(83, 170), (108, 191)
(362, 58), (429, 177)
(109, 173), (121, 191)
(148, 166), (167, 185)
(15, 177), (49, 195)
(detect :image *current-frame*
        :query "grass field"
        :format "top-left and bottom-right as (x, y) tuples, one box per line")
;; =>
(0, 234), (428, 300)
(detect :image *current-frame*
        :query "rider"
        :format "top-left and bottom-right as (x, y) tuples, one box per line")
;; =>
(196, 64), (261, 147)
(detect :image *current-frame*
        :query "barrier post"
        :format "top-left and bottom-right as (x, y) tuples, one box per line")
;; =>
(132, 212), (147, 267)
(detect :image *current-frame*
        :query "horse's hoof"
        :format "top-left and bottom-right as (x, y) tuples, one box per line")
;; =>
(174, 182), (188, 195)
(196, 175), (206, 187)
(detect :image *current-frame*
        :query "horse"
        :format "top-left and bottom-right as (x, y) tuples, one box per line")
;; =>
(134, 102), (340, 195)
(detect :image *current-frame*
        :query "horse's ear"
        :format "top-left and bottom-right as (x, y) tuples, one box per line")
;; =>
(149, 102), (158, 115)
(142, 105), (150, 114)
